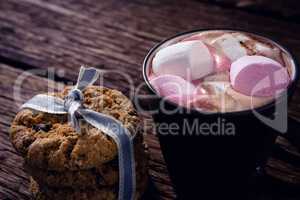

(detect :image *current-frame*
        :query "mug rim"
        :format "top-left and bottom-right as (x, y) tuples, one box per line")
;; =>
(142, 28), (299, 117)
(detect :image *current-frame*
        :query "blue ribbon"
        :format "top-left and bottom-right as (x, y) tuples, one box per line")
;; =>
(21, 66), (136, 200)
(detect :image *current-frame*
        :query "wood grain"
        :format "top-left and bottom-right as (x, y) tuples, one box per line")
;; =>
(1, 0), (300, 84)
(0, 64), (55, 200)
(0, 0), (300, 199)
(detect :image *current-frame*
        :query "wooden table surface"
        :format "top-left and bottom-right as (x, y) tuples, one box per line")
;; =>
(0, 0), (300, 199)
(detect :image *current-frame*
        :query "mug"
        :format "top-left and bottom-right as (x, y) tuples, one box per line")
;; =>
(140, 29), (299, 199)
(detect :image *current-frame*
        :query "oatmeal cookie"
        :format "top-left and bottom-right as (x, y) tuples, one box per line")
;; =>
(25, 161), (119, 189)
(10, 86), (141, 171)
(27, 141), (148, 189)
(30, 177), (117, 200)
(30, 175), (148, 200)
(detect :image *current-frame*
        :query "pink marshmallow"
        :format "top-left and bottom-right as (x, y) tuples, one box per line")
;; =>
(149, 74), (196, 106)
(230, 56), (290, 97)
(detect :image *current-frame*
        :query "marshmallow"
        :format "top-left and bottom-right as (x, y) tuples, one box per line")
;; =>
(230, 56), (290, 97)
(182, 34), (232, 72)
(206, 44), (231, 72)
(182, 31), (224, 44)
(224, 32), (284, 64)
(231, 32), (282, 63)
(181, 34), (204, 42)
(149, 74), (196, 106)
(231, 32), (251, 43)
(196, 81), (230, 96)
(203, 71), (230, 82)
(212, 34), (248, 61)
(255, 42), (279, 57)
(152, 41), (215, 80)
(190, 82), (242, 112)
(188, 96), (219, 112)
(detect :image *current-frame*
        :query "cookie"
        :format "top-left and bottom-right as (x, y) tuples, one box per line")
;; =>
(25, 161), (119, 189)
(26, 141), (149, 189)
(10, 86), (142, 171)
(30, 176), (147, 200)
(30, 177), (117, 200)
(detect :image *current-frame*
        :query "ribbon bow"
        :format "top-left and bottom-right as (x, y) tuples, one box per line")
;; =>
(21, 67), (136, 200)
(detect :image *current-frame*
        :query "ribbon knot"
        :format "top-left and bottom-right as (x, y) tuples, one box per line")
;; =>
(64, 89), (83, 111)
(20, 66), (136, 200)
(66, 88), (83, 103)
(64, 89), (84, 132)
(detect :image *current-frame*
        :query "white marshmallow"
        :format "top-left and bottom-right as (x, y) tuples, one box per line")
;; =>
(191, 81), (243, 112)
(254, 42), (282, 63)
(212, 34), (247, 61)
(152, 41), (215, 80)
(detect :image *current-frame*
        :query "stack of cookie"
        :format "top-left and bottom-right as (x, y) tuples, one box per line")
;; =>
(10, 86), (148, 200)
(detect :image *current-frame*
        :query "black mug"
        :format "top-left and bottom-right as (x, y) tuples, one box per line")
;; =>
(140, 29), (299, 199)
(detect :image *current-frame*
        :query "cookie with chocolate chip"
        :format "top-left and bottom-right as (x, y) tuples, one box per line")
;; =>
(10, 86), (142, 171)
(29, 158), (148, 200)
(30, 177), (117, 200)
(25, 161), (119, 189)
(26, 141), (148, 190)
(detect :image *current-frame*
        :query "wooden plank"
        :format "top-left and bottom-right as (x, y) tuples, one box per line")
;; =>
(0, 63), (176, 199)
(1, 0), (300, 115)
(1, 0), (300, 114)
(0, 0), (300, 199)
(0, 0), (300, 117)
(1, 0), (300, 83)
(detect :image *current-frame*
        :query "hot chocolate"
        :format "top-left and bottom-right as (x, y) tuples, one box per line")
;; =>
(148, 30), (295, 113)
(142, 29), (299, 200)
